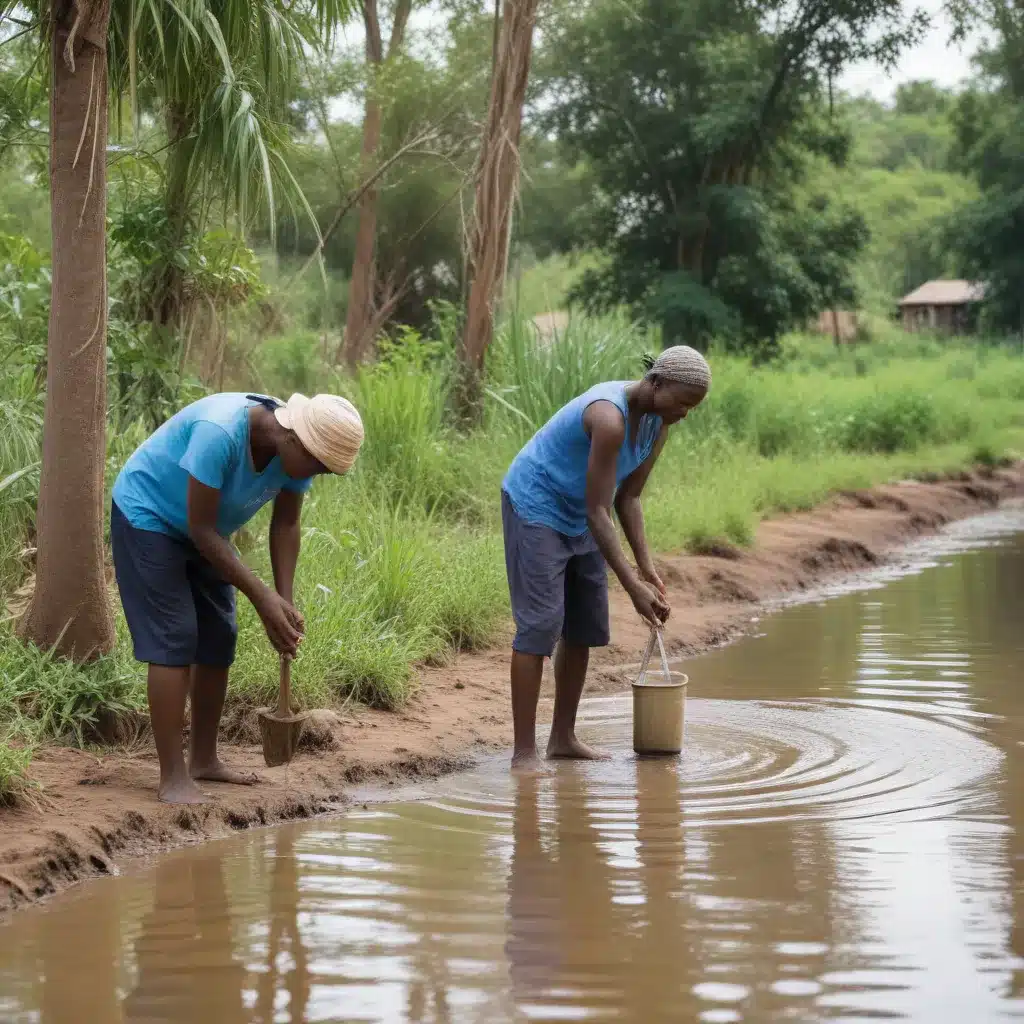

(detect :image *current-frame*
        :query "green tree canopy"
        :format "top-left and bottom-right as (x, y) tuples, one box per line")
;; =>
(535, 0), (924, 351)
(948, 10), (1024, 332)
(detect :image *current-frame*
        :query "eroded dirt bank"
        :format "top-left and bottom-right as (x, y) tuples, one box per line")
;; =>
(2, 466), (1022, 913)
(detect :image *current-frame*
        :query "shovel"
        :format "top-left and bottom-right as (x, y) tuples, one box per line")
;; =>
(258, 656), (308, 767)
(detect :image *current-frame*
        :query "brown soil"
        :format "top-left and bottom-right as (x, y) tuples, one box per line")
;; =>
(2, 466), (1021, 914)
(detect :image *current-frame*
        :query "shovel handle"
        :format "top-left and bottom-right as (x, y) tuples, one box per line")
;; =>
(278, 656), (292, 717)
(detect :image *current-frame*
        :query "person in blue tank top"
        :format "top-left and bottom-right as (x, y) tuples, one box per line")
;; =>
(111, 392), (363, 804)
(501, 345), (711, 771)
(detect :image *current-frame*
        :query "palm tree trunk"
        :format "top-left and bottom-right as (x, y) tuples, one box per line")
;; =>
(458, 0), (540, 422)
(19, 0), (115, 660)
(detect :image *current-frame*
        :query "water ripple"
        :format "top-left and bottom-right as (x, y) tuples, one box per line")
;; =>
(404, 696), (1000, 829)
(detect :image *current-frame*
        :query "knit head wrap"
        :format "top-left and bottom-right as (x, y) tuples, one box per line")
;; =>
(274, 393), (364, 474)
(642, 346), (712, 394)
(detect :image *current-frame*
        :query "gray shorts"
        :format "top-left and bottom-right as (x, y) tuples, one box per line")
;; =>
(501, 490), (610, 656)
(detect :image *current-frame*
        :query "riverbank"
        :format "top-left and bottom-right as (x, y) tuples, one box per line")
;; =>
(1, 464), (1020, 913)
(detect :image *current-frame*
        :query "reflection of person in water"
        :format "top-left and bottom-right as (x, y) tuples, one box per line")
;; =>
(123, 851), (249, 1024)
(505, 769), (621, 1015)
(254, 828), (311, 1023)
(505, 774), (562, 998)
(505, 760), (710, 1022)
(37, 880), (123, 1023)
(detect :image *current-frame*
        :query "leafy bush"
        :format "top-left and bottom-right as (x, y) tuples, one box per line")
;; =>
(839, 391), (940, 452)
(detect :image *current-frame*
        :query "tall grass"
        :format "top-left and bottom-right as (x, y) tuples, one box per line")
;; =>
(0, 380), (43, 593)
(0, 621), (145, 745)
(1, 315), (1022, 740)
(0, 739), (33, 806)
(487, 312), (652, 439)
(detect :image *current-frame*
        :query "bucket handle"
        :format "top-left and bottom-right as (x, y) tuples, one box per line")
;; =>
(655, 628), (672, 682)
(637, 627), (673, 685)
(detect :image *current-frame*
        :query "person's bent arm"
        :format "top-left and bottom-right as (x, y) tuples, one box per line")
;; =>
(187, 477), (303, 655)
(615, 424), (669, 595)
(269, 489), (303, 605)
(584, 403), (669, 627)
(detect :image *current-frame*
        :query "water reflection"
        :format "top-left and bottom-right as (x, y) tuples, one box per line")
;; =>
(251, 830), (311, 1024)
(123, 851), (248, 1023)
(1, 511), (1024, 1022)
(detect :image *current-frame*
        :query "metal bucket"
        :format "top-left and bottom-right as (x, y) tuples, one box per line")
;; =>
(632, 670), (688, 755)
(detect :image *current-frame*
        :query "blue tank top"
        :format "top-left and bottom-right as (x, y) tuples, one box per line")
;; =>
(502, 381), (662, 536)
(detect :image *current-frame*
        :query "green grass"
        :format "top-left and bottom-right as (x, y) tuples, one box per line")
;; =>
(0, 376), (43, 593)
(1, 316), (1023, 744)
(0, 739), (34, 807)
(0, 620), (145, 745)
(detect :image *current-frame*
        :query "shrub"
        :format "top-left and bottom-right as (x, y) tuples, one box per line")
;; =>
(839, 391), (940, 453)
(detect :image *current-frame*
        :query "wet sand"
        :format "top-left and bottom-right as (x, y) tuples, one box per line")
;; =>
(1, 466), (1021, 914)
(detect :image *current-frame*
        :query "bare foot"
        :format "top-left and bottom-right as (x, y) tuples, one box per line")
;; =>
(191, 761), (260, 786)
(546, 736), (610, 761)
(159, 776), (212, 805)
(511, 749), (547, 775)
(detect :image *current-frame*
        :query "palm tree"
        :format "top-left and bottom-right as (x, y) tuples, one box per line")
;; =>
(107, 0), (354, 330)
(9, 0), (354, 661)
(16, 0), (117, 659)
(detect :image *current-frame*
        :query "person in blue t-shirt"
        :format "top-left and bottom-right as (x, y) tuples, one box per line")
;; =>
(500, 347), (711, 772)
(111, 391), (364, 804)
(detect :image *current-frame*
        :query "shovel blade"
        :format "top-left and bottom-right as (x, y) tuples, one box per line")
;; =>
(258, 710), (308, 767)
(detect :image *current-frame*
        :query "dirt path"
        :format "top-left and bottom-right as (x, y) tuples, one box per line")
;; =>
(2, 466), (1021, 913)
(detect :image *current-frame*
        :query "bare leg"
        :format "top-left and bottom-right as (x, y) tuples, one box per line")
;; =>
(510, 650), (546, 772)
(547, 642), (608, 760)
(148, 665), (209, 804)
(189, 665), (258, 785)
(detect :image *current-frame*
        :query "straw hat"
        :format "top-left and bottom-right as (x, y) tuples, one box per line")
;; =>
(274, 393), (364, 475)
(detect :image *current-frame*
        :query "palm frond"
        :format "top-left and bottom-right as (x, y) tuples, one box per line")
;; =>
(107, 0), (358, 228)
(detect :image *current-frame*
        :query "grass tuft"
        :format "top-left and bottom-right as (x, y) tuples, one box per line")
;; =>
(0, 738), (35, 807)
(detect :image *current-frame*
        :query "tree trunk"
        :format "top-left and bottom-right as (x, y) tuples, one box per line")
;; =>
(19, 0), (116, 661)
(342, 0), (413, 367)
(458, 0), (540, 421)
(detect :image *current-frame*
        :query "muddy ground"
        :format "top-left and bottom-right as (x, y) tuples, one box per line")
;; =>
(2, 466), (1021, 913)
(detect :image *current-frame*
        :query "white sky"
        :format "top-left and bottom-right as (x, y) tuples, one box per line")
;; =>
(331, 0), (987, 119)
(839, 0), (986, 99)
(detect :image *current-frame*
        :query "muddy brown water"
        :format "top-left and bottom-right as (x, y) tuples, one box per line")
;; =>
(2, 510), (1024, 1023)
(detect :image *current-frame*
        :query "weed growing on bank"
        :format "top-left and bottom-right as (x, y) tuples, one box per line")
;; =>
(0, 739), (34, 806)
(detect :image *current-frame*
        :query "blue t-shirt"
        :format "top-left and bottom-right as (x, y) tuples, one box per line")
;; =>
(502, 381), (662, 536)
(112, 393), (313, 539)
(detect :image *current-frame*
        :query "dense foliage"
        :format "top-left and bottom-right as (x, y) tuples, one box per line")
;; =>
(527, 0), (927, 352)
(947, 17), (1024, 332)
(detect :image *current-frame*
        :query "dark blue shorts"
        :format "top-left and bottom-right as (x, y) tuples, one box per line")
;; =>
(110, 502), (238, 667)
(501, 490), (610, 657)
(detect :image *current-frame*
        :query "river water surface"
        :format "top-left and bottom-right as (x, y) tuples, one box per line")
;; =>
(2, 510), (1024, 1023)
